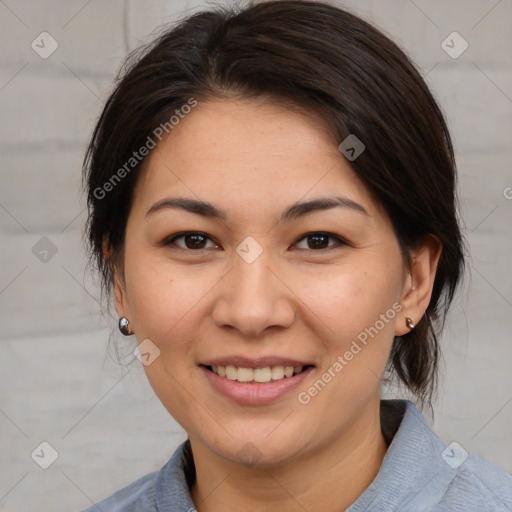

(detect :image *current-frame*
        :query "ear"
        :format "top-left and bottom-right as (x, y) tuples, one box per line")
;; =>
(113, 269), (131, 321)
(395, 235), (442, 336)
(103, 237), (132, 322)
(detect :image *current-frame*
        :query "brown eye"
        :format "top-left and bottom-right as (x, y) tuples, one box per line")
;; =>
(165, 232), (219, 250)
(294, 232), (346, 250)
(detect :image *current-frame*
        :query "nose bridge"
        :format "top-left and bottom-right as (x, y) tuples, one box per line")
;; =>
(235, 248), (274, 301)
(212, 240), (295, 336)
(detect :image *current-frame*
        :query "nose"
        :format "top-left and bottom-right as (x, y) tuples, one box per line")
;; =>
(211, 246), (296, 337)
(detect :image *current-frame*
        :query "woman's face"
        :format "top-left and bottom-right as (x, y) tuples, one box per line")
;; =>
(114, 99), (415, 467)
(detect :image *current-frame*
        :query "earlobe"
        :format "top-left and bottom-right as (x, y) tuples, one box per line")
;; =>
(113, 271), (136, 336)
(395, 235), (442, 336)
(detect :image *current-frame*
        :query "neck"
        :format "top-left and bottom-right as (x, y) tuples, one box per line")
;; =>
(190, 397), (388, 512)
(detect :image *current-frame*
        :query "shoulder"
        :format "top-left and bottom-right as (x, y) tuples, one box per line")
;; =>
(79, 441), (194, 512)
(79, 469), (159, 512)
(405, 401), (512, 510)
(348, 400), (512, 512)
(435, 451), (512, 511)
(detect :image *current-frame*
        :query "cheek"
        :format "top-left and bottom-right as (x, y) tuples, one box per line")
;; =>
(296, 258), (402, 400)
(123, 251), (216, 346)
(298, 259), (401, 342)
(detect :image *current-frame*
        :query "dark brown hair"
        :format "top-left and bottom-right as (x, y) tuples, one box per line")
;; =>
(83, 0), (465, 408)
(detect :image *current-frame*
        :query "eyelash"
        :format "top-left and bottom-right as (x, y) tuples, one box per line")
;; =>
(162, 231), (350, 251)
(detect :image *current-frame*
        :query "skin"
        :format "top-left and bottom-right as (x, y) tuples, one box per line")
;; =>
(113, 99), (441, 511)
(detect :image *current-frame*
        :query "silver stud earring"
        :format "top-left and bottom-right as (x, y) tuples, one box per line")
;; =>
(118, 317), (133, 336)
(406, 317), (415, 330)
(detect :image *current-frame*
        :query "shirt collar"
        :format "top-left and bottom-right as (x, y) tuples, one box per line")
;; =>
(347, 399), (454, 511)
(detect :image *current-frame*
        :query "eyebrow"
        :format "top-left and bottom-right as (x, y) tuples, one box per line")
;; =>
(146, 195), (368, 222)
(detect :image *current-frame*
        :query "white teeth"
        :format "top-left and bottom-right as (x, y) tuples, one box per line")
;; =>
(253, 367), (272, 383)
(210, 364), (306, 383)
(236, 367), (254, 382)
(271, 365), (284, 380)
(225, 365), (237, 380)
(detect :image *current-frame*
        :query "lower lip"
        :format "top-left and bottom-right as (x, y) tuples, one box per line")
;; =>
(201, 366), (314, 406)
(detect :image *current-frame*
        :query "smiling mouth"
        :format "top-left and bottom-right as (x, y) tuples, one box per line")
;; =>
(202, 364), (313, 384)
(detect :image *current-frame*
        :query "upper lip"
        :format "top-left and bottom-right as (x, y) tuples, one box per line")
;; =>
(200, 356), (314, 369)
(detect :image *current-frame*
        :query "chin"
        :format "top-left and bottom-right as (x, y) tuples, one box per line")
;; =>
(207, 429), (312, 469)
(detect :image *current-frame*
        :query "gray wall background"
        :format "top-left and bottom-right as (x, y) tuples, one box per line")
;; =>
(1, 0), (511, 510)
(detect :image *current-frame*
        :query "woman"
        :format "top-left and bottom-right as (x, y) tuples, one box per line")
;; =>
(81, 1), (512, 510)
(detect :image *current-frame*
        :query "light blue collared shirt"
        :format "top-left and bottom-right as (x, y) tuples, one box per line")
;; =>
(80, 400), (512, 511)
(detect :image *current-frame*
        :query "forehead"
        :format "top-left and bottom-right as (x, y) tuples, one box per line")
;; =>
(133, 99), (378, 219)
